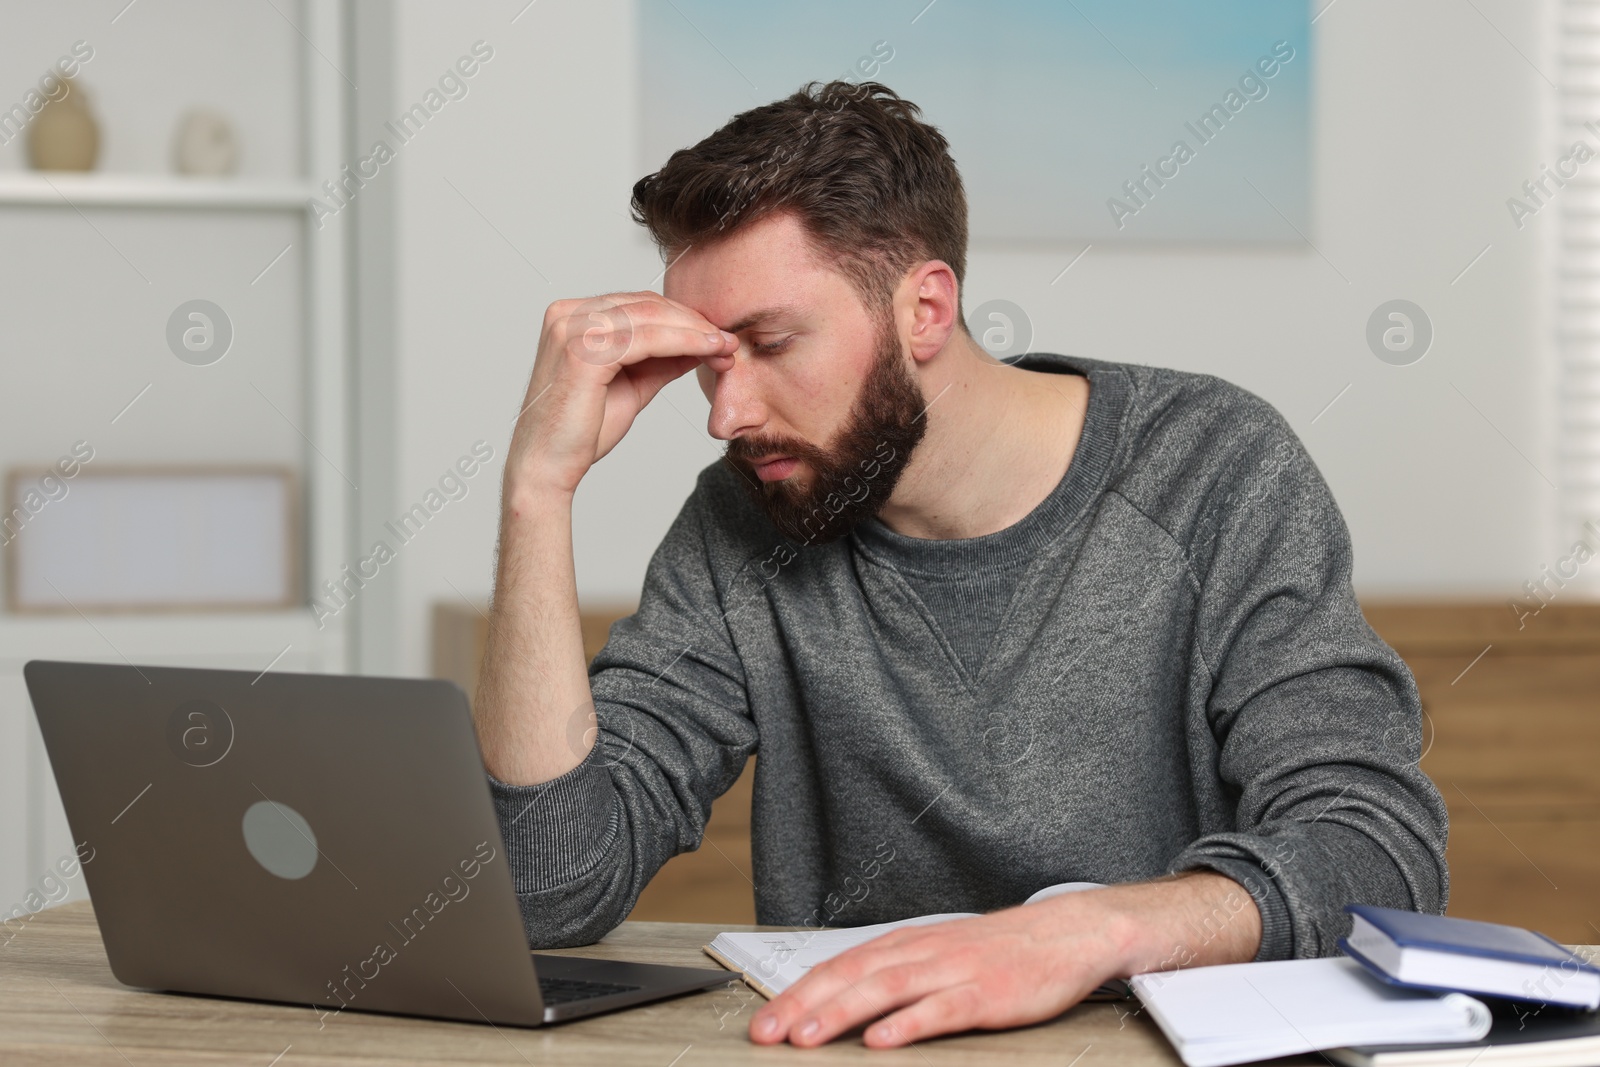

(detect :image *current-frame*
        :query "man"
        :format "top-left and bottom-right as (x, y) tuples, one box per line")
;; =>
(473, 80), (1448, 1049)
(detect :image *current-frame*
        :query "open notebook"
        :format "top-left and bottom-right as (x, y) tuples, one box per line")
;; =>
(1130, 957), (1493, 1067)
(703, 881), (1129, 1000)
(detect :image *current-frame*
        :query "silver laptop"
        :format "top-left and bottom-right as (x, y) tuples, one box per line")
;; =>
(23, 659), (734, 1027)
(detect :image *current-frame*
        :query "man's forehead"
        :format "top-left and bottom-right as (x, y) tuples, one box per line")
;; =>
(661, 211), (835, 328)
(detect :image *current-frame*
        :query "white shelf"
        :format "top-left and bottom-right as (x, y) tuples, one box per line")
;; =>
(0, 172), (315, 210)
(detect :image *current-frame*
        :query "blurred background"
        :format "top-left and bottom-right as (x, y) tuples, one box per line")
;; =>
(2, 0), (1596, 942)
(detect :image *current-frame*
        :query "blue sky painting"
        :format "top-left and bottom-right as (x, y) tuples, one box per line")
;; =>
(638, 0), (1312, 243)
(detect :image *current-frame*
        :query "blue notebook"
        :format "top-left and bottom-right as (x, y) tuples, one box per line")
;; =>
(1340, 905), (1600, 1010)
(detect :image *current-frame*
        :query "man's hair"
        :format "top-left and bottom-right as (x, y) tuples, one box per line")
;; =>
(630, 80), (969, 330)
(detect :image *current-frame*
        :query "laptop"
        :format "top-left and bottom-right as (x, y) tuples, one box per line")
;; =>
(22, 659), (735, 1027)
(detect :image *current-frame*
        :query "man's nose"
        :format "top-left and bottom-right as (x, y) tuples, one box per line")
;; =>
(705, 350), (767, 442)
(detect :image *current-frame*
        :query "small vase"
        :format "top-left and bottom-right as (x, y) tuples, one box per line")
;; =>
(28, 77), (99, 171)
(173, 109), (239, 177)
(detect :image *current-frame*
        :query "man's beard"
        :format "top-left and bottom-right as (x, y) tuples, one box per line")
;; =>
(722, 314), (927, 546)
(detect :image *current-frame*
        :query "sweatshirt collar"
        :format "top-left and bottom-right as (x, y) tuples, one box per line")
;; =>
(850, 353), (1130, 576)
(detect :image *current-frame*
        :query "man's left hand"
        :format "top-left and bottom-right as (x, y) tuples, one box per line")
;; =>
(747, 871), (1260, 1048)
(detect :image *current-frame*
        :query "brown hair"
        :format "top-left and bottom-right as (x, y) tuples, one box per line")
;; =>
(630, 80), (969, 330)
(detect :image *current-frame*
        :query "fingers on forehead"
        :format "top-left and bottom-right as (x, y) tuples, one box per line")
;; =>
(584, 292), (716, 328)
(591, 290), (696, 316)
(639, 290), (727, 327)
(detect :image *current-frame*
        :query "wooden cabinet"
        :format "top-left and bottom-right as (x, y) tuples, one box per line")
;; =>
(1362, 602), (1600, 944)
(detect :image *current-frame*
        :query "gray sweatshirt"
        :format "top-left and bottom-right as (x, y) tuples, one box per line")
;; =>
(486, 353), (1449, 961)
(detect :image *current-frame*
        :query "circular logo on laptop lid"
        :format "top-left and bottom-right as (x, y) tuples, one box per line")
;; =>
(166, 700), (234, 767)
(241, 800), (319, 880)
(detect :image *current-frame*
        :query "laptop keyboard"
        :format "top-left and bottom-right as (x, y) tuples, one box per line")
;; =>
(538, 975), (642, 1005)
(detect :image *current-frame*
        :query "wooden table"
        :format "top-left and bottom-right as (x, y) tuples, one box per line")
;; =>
(1, 901), (1209, 1066)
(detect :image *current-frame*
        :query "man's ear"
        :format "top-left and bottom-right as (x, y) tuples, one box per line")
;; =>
(902, 260), (960, 366)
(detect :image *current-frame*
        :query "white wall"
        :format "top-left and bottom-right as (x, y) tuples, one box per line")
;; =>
(380, 0), (1561, 679)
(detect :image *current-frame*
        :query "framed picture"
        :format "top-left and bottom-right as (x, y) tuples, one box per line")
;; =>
(3, 466), (300, 614)
(638, 0), (1311, 243)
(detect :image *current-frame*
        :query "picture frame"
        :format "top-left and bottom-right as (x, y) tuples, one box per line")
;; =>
(3, 465), (301, 614)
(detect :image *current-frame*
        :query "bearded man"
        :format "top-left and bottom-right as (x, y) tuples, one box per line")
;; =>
(471, 80), (1448, 1049)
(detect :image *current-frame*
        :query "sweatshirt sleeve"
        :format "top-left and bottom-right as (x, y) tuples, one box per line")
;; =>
(484, 472), (757, 947)
(1164, 395), (1450, 962)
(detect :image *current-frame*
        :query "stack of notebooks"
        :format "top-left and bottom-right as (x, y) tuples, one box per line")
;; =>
(1130, 905), (1600, 1067)
(1329, 906), (1600, 1067)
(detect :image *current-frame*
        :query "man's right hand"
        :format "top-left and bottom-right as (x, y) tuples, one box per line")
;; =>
(508, 292), (738, 499)
(475, 290), (737, 787)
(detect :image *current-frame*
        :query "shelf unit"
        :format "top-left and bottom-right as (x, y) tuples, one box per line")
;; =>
(0, 173), (315, 210)
(0, 2), (353, 912)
